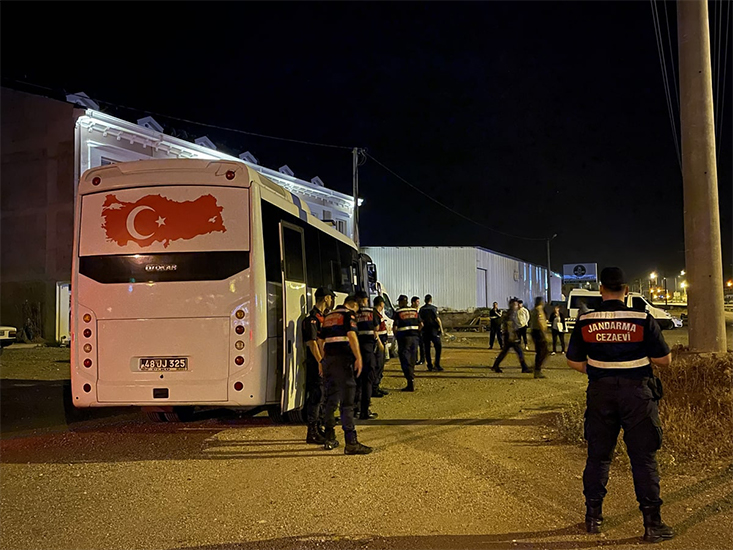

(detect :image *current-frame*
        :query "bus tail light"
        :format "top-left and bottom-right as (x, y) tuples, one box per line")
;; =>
(234, 381), (243, 391)
(83, 313), (92, 323)
(83, 328), (92, 338)
(83, 344), (92, 353)
(235, 325), (244, 335)
(83, 384), (92, 393)
(234, 356), (244, 365)
(84, 359), (92, 368)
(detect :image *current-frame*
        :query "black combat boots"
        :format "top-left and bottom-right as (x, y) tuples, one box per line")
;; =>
(323, 428), (339, 450)
(401, 380), (415, 392)
(344, 433), (373, 455)
(641, 506), (675, 543)
(585, 499), (603, 533)
(306, 423), (326, 445)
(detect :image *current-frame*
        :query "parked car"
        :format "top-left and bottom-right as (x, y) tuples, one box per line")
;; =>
(0, 325), (19, 347)
(566, 289), (679, 330)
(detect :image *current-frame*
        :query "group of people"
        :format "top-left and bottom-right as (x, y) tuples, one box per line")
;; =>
(301, 290), (445, 454)
(488, 299), (570, 377)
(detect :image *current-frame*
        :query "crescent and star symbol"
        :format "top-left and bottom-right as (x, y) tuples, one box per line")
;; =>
(125, 206), (165, 240)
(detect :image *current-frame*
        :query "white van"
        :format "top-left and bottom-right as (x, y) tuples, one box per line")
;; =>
(566, 289), (680, 330)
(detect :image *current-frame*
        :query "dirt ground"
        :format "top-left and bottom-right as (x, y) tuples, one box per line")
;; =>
(1, 346), (731, 550)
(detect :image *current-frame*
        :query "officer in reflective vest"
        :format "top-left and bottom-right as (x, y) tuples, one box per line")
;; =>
(393, 294), (420, 392)
(301, 287), (335, 444)
(317, 295), (372, 455)
(372, 296), (390, 398)
(354, 290), (379, 420)
(566, 267), (674, 543)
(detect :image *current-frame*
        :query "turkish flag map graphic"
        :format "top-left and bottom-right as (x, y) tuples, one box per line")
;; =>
(101, 194), (226, 248)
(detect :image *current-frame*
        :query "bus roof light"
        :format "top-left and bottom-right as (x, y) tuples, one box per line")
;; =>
(92, 177), (101, 186)
(225, 170), (236, 180)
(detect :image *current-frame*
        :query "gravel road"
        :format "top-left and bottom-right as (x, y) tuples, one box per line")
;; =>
(1, 348), (731, 550)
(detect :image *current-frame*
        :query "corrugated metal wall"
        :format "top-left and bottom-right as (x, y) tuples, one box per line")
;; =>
(362, 247), (476, 310)
(363, 246), (552, 311)
(475, 248), (548, 309)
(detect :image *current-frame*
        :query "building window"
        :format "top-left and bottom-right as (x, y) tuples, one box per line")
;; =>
(336, 219), (347, 234)
(100, 157), (118, 166)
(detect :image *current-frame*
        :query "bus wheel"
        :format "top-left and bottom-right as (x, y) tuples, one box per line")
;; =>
(162, 406), (195, 422)
(267, 406), (287, 424)
(145, 412), (166, 422)
(287, 409), (305, 424)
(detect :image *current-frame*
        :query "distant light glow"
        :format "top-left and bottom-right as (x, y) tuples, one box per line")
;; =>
(650, 272), (657, 279)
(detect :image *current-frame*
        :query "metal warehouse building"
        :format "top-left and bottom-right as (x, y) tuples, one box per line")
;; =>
(362, 246), (562, 311)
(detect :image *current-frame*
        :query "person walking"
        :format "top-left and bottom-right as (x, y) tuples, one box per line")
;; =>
(529, 296), (549, 378)
(372, 296), (389, 398)
(517, 300), (530, 350)
(488, 302), (504, 349)
(393, 295), (420, 391)
(411, 296), (425, 365)
(491, 299), (530, 373)
(419, 294), (443, 372)
(353, 290), (378, 420)
(549, 305), (567, 355)
(318, 296), (372, 455)
(566, 267), (674, 542)
(301, 287), (335, 444)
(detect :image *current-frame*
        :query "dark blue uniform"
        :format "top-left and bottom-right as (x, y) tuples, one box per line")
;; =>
(419, 303), (442, 370)
(354, 306), (378, 417)
(301, 306), (325, 425)
(393, 307), (420, 385)
(319, 307), (359, 440)
(567, 299), (670, 510)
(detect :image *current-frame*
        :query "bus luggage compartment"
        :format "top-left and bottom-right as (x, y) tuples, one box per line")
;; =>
(95, 317), (231, 404)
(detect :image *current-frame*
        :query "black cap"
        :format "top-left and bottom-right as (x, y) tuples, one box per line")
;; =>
(600, 267), (627, 291)
(398, 294), (408, 302)
(315, 287), (335, 300)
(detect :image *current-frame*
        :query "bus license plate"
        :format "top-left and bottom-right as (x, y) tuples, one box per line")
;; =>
(139, 357), (188, 371)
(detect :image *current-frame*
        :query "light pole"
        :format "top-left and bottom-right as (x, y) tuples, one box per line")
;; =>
(649, 272), (657, 301)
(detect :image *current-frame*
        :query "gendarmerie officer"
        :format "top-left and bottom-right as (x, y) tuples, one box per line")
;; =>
(393, 294), (420, 392)
(354, 290), (379, 420)
(317, 295), (372, 455)
(302, 287), (335, 445)
(567, 267), (674, 543)
(372, 296), (389, 398)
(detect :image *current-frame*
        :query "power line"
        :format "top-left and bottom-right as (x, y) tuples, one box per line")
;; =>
(3, 78), (355, 151)
(650, 0), (682, 171)
(364, 152), (549, 242)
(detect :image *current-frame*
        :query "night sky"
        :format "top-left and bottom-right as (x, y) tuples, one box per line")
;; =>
(3, 1), (731, 283)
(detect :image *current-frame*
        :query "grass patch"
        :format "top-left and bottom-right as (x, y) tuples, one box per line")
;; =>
(555, 350), (733, 471)
(0, 347), (72, 381)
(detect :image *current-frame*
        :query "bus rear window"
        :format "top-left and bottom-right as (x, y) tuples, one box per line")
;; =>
(79, 252), (249, 284)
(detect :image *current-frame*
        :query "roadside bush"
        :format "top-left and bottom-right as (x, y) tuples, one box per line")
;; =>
(555, 349), (733, 470)
(658, 348), (732, 467)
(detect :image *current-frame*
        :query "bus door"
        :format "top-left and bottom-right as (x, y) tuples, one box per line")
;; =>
(279, 222), (307, 413)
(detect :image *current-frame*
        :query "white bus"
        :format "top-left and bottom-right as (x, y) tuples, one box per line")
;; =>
(71, 158), (369, 422)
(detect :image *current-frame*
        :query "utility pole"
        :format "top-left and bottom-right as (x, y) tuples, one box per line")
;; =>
(352, 147), (360, 248)
(678, 0), (727, 352)
(546, 234), (557, 303)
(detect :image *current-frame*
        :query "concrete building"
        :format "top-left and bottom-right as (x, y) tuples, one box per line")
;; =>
(363, 246), (562, 311)
(0, 87), (357, 341)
